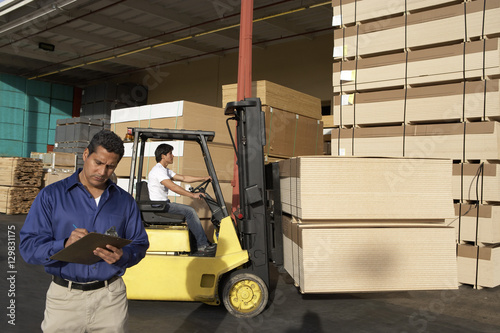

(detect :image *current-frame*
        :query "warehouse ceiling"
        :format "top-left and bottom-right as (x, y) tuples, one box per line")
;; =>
(0, 0), (332, 87)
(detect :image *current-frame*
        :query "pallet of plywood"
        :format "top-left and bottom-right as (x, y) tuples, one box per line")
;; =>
(222, 80), (322, 120)
(279, 156), (454, 220)
(333, 39), (500, 94)
(0, 186), (40, 214)
(464, 121), (500, 160)
(263, 106), (323, 158)
(331, 122), (500, 161)
(334, 1), (500, 59)
(110, 100), (232, 146)
(111, 101), (236, 181)
(334, 80), (500, 127)
(406, 80), (500, 123)
(454, 203), (500, 244)
(333, 89), (406, 127)
(330, 126), (405, 157)
(332, 0), (460, 26)
(0, 157), (43, 187)
(458, 244), (500, 288)
(453, 163), (500, 203)
(287, 220), (458, 293)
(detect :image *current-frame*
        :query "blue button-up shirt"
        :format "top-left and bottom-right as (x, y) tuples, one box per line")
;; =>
(20, 169), (149, 283)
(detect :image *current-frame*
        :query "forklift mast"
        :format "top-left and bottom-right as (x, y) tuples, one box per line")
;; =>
(225, 97), (271, 287)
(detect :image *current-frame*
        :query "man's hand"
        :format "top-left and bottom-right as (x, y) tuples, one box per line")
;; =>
(93, 245), (123, 264)
(191, 192), (206, 200)
(65, 228), (89, 247)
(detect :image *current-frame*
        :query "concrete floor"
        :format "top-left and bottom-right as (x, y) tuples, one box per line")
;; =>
(2, 213), (500, 333)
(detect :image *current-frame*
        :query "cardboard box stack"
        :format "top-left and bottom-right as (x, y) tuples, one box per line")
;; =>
(222, 80), (324, 161)
(0, 157), (42, 214)
(279, 156), (458, 293)
(332, 0), (500, 288)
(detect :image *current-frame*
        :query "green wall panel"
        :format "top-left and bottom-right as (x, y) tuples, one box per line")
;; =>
(0, 139), (24, 157)
(0, 107), (24, 125)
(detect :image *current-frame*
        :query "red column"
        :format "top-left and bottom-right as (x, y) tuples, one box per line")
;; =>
(232, 0), (254, 216)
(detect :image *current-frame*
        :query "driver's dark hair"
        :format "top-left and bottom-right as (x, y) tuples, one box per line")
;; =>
(155, 144), (174, 163)
(87, 130), (125, 161)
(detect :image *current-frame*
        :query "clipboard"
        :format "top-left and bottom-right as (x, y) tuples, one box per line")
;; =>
(50, 233), (132, 265)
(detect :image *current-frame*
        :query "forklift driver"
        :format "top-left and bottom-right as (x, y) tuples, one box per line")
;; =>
(148, 143), (216, 256)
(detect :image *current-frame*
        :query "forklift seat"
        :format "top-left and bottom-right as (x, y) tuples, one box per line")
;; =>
(137, 181), (186, 225)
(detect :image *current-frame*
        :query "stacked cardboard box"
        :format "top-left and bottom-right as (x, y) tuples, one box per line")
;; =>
(222, 80), (324, 160)
(0, 157), (42, 214)
(279, 156), (457, 293)
(332, 0), (500, 288)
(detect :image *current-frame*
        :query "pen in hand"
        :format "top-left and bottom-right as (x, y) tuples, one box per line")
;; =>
(66, 225), (88, 248)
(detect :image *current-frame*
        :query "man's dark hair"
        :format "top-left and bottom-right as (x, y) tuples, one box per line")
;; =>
(87, 130), (125, 161)
(154, 143), (174, 162)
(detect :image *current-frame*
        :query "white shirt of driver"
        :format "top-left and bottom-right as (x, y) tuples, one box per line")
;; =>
(147, 162), (176, 201)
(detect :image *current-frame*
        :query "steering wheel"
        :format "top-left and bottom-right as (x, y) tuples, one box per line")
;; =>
(189, 178), (225, 228)
(189, 178), (211, 194)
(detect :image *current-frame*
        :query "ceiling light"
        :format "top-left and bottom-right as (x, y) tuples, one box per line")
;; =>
(39, 42), (55, 51)
(0, 0), (35, 17)
(0, 0), (76, 35)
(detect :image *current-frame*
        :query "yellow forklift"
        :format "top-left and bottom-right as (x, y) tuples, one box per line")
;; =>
(122, 98), (284, 318)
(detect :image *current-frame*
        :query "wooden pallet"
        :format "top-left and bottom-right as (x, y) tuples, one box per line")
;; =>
(0, 186), (40, 215)
(0, 157), (43, 187)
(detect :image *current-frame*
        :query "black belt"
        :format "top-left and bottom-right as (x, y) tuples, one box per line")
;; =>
(52, 275), (119, 291)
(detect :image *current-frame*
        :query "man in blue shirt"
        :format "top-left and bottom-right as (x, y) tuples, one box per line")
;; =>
(20, 130), (149, 333)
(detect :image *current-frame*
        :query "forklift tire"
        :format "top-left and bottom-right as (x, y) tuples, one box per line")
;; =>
(222, 273), (268, 318)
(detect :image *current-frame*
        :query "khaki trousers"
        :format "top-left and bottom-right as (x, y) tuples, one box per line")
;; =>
(41, 277), (128, 333)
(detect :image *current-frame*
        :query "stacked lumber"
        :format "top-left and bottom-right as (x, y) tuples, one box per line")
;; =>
(331, 0), (500, 289)
(0, 157), (42, 214)
(0, 187), (40, 215)
(280, 156), (457, 293)
(0, 157), (43, 187)
(110, 100), (235, 221)
(222, 80), (324, 159)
